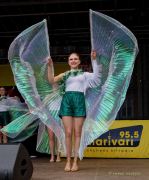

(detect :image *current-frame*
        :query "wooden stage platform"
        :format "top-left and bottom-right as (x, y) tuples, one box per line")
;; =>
(31, 157), (149, 180)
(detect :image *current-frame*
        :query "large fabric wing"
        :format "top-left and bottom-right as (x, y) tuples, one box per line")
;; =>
(8, 19), (52, 106)
(1, 20), (65, 153)
(79, 10), (139, 159)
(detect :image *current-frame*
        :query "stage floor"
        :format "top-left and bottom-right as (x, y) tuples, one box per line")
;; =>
(31, 157), (149, 180)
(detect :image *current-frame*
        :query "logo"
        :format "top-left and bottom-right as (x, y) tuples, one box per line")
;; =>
(88, 125), (143, 147)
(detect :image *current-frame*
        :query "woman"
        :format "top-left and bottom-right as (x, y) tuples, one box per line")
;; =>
(0, 87), (10, 143)
(48, 50), (101, 171)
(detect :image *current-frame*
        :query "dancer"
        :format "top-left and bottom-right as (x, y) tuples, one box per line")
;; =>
(47, 50), (101, 171)
(0, 87), (10, 143)
(0, 86), (31, 143)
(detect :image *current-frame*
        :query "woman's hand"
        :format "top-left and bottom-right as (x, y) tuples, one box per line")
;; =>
(91, 50), (97, 60)
(47, 57), (54, 84)
(47, 57), (53, 66)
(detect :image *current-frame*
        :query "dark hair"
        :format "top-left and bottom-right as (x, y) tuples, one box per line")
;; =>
(68, 52), (80, 60)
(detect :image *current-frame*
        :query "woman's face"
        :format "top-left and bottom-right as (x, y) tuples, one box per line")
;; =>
(0, 87), (6, 96)
(68, 53), (80, 69)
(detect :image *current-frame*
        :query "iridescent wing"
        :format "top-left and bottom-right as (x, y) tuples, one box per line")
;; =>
(79, 10), (139, 159)
(2, 20), (65, 153)
(8, 19), (52, 107)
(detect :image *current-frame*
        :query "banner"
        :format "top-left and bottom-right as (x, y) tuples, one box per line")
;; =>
(84, 120), (149, 158)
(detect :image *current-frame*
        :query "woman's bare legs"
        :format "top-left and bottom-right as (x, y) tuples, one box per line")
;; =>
(62, 116), (73, 171)
(55, 138), (61, 162)
(71, 117), (84, 171)
(0, 126), (8, 143)
(3, 133), (8, 143)
(47, 128), (61, 162)
(47, 128), (55, 162)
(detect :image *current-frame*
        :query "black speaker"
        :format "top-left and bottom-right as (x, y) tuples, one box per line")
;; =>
(0, 143), (33, 180)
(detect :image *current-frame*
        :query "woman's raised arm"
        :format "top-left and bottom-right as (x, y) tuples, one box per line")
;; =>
(47, 57), (64, 83)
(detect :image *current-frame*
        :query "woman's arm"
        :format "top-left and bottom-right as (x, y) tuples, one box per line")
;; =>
(54, 73), (64, 83)
(47, 57), (54, 83)
(91, 50), (101, 74)
(47, 57), (64, 83)
(84, 50), (102, 88)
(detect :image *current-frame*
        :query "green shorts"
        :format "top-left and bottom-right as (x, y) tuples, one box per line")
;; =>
(59, 91), (86, 118)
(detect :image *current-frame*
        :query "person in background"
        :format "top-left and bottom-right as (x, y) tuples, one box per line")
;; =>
(0, 87), (10, 143)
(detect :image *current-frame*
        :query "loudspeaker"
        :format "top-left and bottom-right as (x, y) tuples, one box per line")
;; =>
(0, 143), (33, 180)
